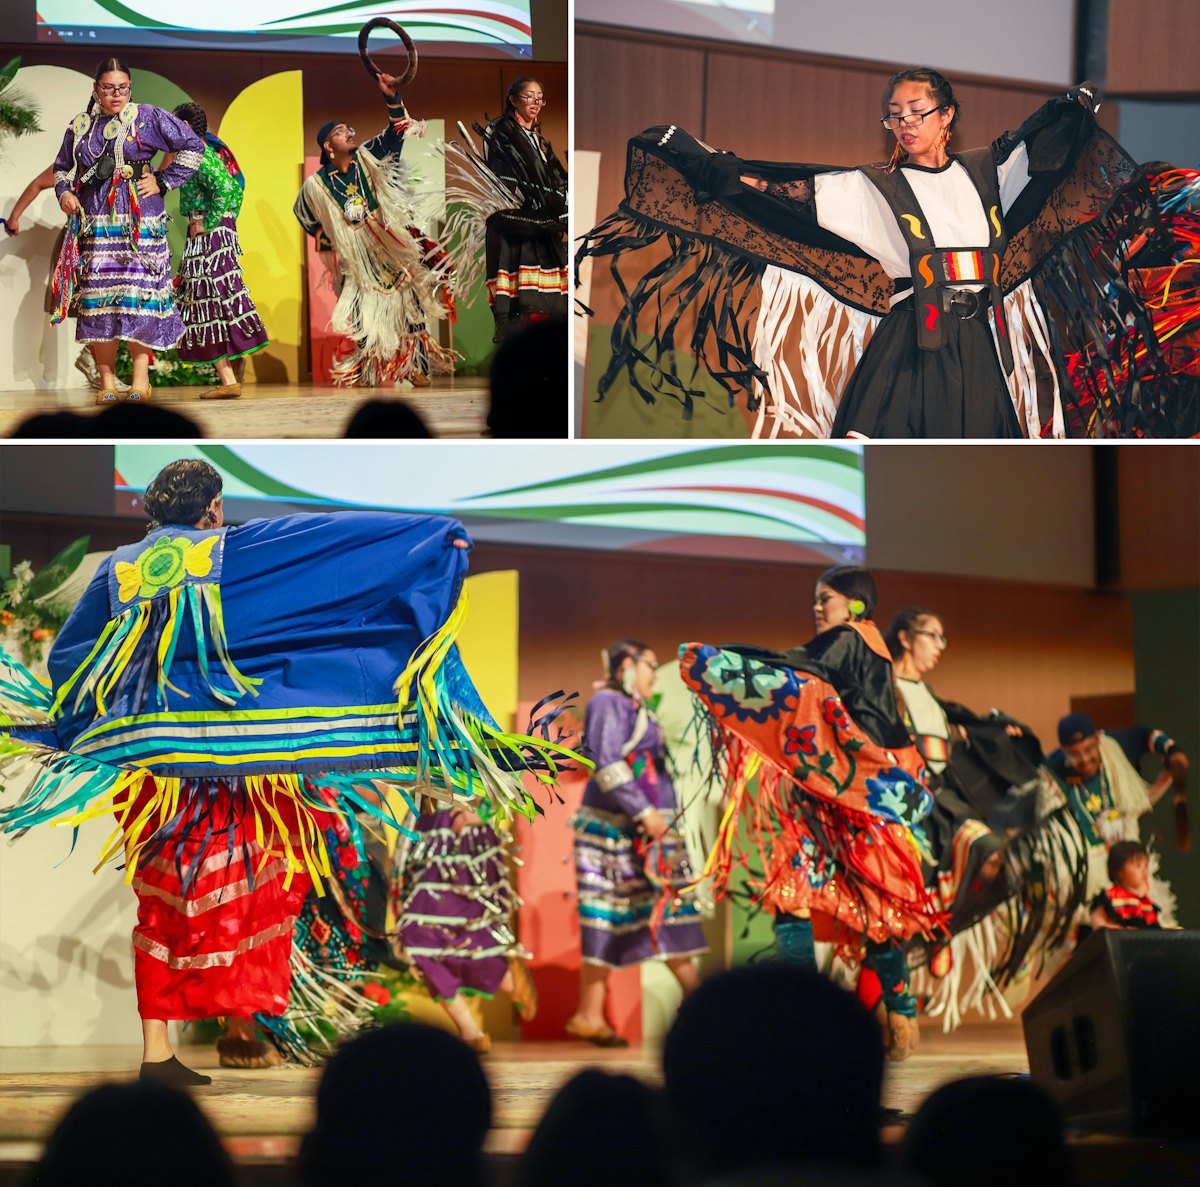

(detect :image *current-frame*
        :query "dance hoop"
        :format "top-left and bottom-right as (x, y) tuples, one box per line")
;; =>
(358, 18), (418, 88)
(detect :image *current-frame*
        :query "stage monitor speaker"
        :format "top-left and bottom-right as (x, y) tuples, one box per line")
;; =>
(1022, 929), (1200, 1136)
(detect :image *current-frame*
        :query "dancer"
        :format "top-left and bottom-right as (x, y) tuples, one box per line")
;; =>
(171, 103), (269, 400)
(241, 806), (397, 1067)
(681, 568), (940, 1059)
(581, 71), (1199, 437)
(294, 70), (454, 387)
(887, 608), (1007, 933)
(567, 640), (707, 1047)
(481, 78), (568, 339)
(442, 78), (568, 343)
(0, 459), (577, 1086)
(394, 799), (537, 1053)
(53, 58), (204, 403)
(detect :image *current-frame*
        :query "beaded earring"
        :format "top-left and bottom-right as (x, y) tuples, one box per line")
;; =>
(848, 598), (867, 618)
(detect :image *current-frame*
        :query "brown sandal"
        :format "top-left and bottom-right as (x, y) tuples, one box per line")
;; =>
(216, 1035), (283, 1069)
(125, 385), (153, 403)
(565, 1018), (629, 1048)
(506, 955), (539, 1022)
(95, 388), (122, 405)
(465, 1034), (492, 1055)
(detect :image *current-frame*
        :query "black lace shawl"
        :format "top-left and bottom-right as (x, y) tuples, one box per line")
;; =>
(579, 93), (1195, 434)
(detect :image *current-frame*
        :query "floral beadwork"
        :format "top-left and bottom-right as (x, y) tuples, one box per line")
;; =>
(783, 724), (818, 756)
(821, 697), (850, 728)
(684, 644), (800, 724)
(864, 765), (933, 829)
(114, 534), (218, 603)
(790, 832), (834, 889)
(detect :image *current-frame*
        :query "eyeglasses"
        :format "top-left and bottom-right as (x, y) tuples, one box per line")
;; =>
(912, 628), (947, 646)
(96, 83), (132, 96)
(516, 93), (546, 106)
(637, 656), (659, 671)
(880, 105), (945, 130)
(332, 126), (355, 137)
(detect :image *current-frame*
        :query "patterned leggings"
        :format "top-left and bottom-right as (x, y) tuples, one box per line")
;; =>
(773, 914), (915, 1016)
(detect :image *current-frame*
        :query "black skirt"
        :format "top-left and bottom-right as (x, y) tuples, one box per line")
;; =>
(831, 299), (1022, 438)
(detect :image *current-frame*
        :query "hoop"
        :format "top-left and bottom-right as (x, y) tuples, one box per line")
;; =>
(357, 18), (418, 88)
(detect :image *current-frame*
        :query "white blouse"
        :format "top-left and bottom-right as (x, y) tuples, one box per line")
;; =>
(813, 143), (1031, 301)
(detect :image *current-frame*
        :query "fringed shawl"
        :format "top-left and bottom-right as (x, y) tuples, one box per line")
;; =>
(0, 512), (582, 893)
(579, 96), (1199, 437)
(679, 629), (944, 948)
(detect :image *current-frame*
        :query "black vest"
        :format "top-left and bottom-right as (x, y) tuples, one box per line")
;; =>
(859, 149), (1014, 375)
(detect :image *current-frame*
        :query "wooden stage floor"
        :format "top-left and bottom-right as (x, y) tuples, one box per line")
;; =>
(0, 378), (488, 439)
(0, 1027), (1028, 1162)
(2, 1026), (1197, 1185)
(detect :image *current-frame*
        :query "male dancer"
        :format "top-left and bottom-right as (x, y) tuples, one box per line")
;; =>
(294, 71), (454, 387)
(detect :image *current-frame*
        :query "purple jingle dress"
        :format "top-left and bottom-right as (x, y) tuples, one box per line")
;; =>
(53, 103), (204, 348)
(396, 809), (515, 1001)
(574, 690), (708, 967)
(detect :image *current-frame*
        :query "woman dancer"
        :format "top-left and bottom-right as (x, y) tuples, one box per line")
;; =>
(0, 460), (576, 1085)
(567, 640), (707, 1046)
(53, 59), (204, 403)
(582, 70), (1198, 437)
(395, 800), (537, 1053)
(481, 77), (568, 340)
(171, 103), (269, 400)
(681, 568), (940, 1059)
(441, 77), (568, 343)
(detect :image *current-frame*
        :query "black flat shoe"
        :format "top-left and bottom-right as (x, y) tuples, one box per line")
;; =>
(139, 1055), (212, 1087)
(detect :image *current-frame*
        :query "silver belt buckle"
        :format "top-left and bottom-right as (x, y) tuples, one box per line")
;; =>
(947, 288), (983, 320)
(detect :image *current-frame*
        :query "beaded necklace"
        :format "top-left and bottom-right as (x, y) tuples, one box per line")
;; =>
(322, 160), (370, 223)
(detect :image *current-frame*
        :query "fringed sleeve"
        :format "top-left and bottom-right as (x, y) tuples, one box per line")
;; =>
(994, 89), (1199, 437)
(577, 126), (891, 426)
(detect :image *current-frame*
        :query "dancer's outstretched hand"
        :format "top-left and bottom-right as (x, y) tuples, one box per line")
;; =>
(377, 71), (400, 98)
(2, 214), (18, 235)
(60, 192), (81, 216)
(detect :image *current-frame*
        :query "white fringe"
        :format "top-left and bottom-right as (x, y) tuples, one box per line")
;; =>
(300, 147), (454, 384)
(911, 917), (1014, 1033)
(269, 944), (380, 1066)
(436, 123), (524, 299)
(996, 279), (1066, 438)
(750, 267), (879, 438)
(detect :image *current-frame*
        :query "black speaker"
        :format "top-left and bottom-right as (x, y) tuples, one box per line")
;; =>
(1022, 929), (1200, 1135)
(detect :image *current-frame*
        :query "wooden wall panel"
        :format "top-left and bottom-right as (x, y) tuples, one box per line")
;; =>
(1106, 0), (1200, 95)
(465, 543), (1135, 754)
(704, 52), (1058, 170)
(0, 44), (566, 167)
(576, 30), (706, 219)
(1118, 446), (1200, 590)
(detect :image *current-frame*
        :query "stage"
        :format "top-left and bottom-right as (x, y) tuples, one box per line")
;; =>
(0, 377), (489, 438)
(0, 1027), (1019, 1172)
(2, 1023), (1194, 1186)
